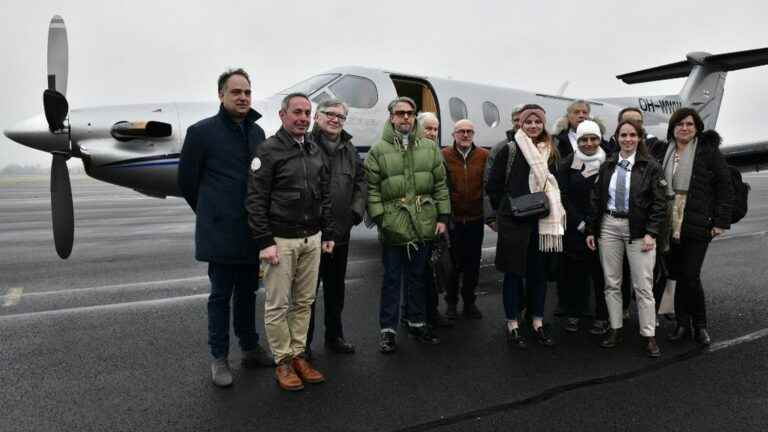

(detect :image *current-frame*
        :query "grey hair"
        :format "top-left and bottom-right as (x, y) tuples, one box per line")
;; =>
(387, 96), (417, 113)
(566, 99), (591, 114)
(316, 98), (348, 115)
(280, 92), (310, 111)
(511, 104), (525, 120)
(417, 112), (439, 125)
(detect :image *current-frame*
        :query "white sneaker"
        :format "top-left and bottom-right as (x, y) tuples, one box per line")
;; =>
(210, 358), (233, 387)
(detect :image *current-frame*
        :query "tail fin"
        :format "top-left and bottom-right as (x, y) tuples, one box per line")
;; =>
(617, 47), (768, 129)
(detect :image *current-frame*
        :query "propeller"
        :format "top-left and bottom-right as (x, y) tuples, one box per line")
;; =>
(45, 15), (74, 259)
(51, 154), (74, 258)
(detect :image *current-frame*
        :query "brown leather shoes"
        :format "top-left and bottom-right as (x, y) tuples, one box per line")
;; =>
(291, 356), (325, 384)
(645, 336), (661, 358)
(275, 362), (304, 391)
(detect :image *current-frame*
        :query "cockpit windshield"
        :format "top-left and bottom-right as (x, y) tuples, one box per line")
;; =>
(278, 74), (340, 96)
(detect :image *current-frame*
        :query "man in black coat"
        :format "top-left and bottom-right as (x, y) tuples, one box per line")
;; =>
(178, 68), (273, 388)
(605, 107), (667, 162)
(306, 99), (366, 355)
(554, 100), (611, 158)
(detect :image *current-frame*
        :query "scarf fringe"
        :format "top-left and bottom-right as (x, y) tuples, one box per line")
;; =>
(539, 234), (563, 253)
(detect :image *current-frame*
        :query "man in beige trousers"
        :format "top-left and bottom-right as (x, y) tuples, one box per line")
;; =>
(247, 92), (337, 391)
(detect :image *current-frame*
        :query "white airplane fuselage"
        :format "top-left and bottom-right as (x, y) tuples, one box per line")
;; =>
(20, 66), (677, 199)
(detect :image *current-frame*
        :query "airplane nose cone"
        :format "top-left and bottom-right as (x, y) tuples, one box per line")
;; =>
(4, 114), (67, 153)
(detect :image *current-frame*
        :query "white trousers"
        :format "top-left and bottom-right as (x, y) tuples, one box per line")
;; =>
(598, 215), (656, 337)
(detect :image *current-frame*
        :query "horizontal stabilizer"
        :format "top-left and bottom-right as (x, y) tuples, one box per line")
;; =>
(721, 141), (768, 173)
(617, 47), (768, 84)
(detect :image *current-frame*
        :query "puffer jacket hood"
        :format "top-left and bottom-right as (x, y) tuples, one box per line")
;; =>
(380, 118), (425, 149)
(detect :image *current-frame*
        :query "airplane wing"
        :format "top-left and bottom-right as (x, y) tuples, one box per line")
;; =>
(721, 141), (768, 172)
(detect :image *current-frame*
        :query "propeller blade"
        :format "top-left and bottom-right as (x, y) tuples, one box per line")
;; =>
(51, 154), (74, 259)
(47, 15), (68, 95)
(43, 89), (69, 133)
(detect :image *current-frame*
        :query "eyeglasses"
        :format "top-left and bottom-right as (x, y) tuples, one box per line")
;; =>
(455, 129), (475, 135)
(321, 111), (347, 121)
(393, 110), (415, 118)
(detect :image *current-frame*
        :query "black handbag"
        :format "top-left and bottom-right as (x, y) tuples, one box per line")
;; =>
(506, 178), (550, 220)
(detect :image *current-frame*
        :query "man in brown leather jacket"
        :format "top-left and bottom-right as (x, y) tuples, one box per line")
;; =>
(441, 119), (489, 319)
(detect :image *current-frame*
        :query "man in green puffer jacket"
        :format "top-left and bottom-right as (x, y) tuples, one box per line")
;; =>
(365, 96), (451, 353)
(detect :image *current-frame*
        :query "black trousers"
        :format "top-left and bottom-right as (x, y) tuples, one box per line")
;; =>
(308, 243), (350, 345)
(445, 220), (485, 306)
(668, 238), (710, 328)
(560, 251), (607, 320)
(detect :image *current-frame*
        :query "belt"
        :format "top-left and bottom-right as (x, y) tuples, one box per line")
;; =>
(606, 210), (629, 219)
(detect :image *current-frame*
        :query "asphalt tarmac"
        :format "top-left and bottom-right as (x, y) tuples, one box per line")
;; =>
(1, 173), (767, 431)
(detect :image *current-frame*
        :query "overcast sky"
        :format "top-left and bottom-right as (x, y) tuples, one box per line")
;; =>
(2, 0), (767, 167)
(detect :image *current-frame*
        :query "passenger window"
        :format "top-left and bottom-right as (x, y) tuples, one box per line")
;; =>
(483, 101), (500, 128)
(279, 74), (340, 95)
(312, 92), (332, 104)
(329, 75), (378, 109)
(449, 97), (468, 122)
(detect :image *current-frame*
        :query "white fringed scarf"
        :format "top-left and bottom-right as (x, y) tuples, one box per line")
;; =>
(515, 129), (566, 252)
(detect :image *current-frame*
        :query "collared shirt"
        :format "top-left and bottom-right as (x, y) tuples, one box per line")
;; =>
(607, 152), (636, 212)
(568, 129), (578, 151)
(457, 144), (472, 161)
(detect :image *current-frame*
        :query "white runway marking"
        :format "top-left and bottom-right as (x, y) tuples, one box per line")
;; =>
(0, 293), (209, 321)
(2, 287), (23, 307)
(709, 327), (768, 352)
(25, 276), (208, 297)
(715, 230), (768, 241)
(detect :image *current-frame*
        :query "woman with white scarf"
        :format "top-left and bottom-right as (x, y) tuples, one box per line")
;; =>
(486, 105), (566, 348)
(662, 108), (733, 346)
(586, 120), (667, 357)
(557, 120), (609, 335)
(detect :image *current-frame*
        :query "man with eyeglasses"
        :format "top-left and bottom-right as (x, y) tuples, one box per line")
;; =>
(246, 92), (336, 391)
(441, 119), (489, 320)
(365, 96), (451, 353)
(305, 99), (366, 357)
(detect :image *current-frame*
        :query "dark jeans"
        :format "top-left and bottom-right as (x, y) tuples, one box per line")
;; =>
(207, 262), (260, 359)
(308, 243), (349, 346)
(668, 238), (710, 328)
(560, 251), (607, 320)
(380, 243), (431, 330)
(445, 220), (484, 306)
(503, 230), (547, 321)
(402, 245), (441, 324)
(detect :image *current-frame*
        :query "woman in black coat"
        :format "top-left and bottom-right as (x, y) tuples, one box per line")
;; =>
(557, 120), (608, 335)
(487, 105), (567, 348)
(662, 108), (733, 346)
(586, 120), (667, 357)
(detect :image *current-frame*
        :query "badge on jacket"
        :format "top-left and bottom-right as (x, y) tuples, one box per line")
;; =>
(251, 157), (261, 172)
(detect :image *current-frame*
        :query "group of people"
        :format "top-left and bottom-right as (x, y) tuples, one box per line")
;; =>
(178, 68), (734, 392)
(486, 100), (733, 357)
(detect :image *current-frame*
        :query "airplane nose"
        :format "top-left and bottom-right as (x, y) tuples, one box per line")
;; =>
(4, 114), (68, 153)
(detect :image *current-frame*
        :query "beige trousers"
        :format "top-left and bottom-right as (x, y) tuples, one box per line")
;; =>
(598, 215), (656, 337)
(262, 233), (321, 364)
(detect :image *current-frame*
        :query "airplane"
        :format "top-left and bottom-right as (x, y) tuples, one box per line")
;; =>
(5, 15), (768, 260)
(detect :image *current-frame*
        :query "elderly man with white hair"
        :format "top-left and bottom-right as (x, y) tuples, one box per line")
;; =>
(441, 119), (489, 319)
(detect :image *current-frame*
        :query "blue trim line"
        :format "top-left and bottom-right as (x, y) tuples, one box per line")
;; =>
(111, 159), (179, 169)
